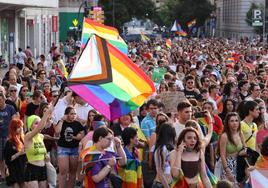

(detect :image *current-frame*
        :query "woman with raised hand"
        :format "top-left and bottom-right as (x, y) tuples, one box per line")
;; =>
(24, 104), (54, 188)
(170, 127), (212, 188)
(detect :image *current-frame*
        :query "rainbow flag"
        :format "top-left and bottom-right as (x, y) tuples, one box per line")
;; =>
(81, 18), (128, 54)
(198, 117), (208, 135)
(118, 159), (143, 188)
(206, 165), (218, 186)
(80, 145), (99, 188)
(176, 31), (187, 36)
(250, 169), (268, 188)
(80, 145), (102, 173)
(177, 22), (187, 36)
(68, 34), (155, 120)
(187, 19), (196, 28)
(166, 39), (171, 48)
(170, 169), (189, 188)
(255, 155), (268, 170)
(198, 117), (219, 141)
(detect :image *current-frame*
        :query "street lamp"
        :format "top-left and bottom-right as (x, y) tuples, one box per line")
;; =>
(76, 1), (91, 40)
(112, 0), (115, 27)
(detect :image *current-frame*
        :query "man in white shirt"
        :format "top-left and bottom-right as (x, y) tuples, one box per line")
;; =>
(174, 101), (192, 139)
(73, 93), (93, 125)
(52, 91), (73, 124)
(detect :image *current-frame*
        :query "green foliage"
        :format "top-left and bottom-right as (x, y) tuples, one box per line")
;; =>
(99, 0), (156, 31)
(157, 0), (214, 29)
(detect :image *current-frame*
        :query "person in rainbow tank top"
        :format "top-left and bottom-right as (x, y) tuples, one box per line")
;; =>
(24, 105), (53, 188)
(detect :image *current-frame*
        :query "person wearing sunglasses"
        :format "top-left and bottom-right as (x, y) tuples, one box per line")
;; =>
(184, 75), (201, 100)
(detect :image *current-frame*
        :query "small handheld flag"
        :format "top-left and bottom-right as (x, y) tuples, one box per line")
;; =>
(187, 19), (196, 29)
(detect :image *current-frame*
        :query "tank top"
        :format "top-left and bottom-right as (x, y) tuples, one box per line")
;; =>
(181, 157), (201, 178)
(26, 133), (47, 162)
(226, 140), (243, 154)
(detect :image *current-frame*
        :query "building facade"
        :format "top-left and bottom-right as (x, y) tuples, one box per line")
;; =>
(216, 0), (265, 39)
(59, 0), (84, 43)
(0, 0), (58, 63)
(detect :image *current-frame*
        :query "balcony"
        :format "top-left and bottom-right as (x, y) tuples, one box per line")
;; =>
(0, 0), (58, 10)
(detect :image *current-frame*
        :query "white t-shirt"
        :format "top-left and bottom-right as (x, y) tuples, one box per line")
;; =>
(174, 121), (185, 140)
(74, 103), (93, 121)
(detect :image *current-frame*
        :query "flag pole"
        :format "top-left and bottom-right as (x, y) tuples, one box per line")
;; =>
(53, 79), (67, 107)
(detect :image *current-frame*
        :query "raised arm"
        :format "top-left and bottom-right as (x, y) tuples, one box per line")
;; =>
(25, 105), (54, 141)
(170, 142), (185, 178)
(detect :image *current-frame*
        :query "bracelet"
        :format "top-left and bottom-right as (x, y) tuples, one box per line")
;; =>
(58, 120), (64, 124)
(172, 166), (181, 170)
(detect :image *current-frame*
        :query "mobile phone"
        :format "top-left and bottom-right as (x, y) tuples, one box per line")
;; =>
(194, 111), (206, 118)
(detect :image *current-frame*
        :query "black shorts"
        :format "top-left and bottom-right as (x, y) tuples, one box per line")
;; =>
(24, 163), (47, 182)
(0, 137), (7, 161)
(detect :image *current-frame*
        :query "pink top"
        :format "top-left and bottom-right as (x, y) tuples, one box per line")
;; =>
(257, 129), (268, 145)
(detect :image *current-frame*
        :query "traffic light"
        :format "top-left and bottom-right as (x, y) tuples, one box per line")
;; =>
(90, 7), (105, 24)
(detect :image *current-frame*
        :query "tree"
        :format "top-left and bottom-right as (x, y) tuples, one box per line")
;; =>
(99, 0), (156, 31)
(157, 0), (214, 29)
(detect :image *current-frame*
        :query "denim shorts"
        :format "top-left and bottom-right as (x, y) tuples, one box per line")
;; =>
(57, 146), (79, 157)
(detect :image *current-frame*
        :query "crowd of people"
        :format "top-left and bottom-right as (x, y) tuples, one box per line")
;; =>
(0, 36), (268, 188)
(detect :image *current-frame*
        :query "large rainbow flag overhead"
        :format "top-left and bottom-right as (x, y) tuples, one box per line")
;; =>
(68, 34), (155, 120)
(81, 18), (128, 54)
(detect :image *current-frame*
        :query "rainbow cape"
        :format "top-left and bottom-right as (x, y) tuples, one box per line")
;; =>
(170, 169), (189, 188)
(187, 19), (196, 28)
(118, 155), (143, 188)
(166, 39), (171, 48)
(80, 145), (100, 188)
(81, 18), (128, 54)
(68, 34), (155, 120)
(170, 168), (207, 188)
